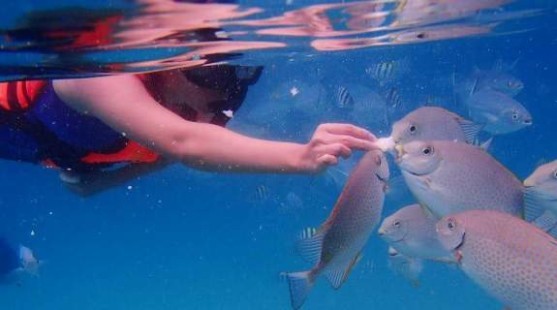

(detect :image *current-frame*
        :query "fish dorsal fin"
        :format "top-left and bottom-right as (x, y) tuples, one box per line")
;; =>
(456, 118), (483, 144)
(478, 137), (493, 151)
(296, 227), (324, 265)
(324, 252), (362, 289)
(419, 203), (438, 219)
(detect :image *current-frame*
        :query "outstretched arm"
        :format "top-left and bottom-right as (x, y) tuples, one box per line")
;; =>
(53, 74), (376, 173)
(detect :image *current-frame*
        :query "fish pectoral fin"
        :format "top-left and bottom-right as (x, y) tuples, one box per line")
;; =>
(457, 118), (484, 144)
(324, 253), (362, 290)
(532, 211), (557, 235)
(523, 194), (547, 222)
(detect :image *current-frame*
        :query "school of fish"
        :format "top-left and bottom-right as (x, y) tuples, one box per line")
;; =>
(283, 60), (557, 309)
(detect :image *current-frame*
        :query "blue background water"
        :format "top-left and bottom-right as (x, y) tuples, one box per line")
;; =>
(0, 1), (556, 309)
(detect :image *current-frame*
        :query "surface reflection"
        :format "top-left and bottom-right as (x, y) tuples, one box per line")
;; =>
(0, 0), (544, 80)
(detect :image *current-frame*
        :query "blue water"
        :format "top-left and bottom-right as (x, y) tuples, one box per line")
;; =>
(0, 0), (556, 309)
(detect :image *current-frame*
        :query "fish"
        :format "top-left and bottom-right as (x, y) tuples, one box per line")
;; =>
(436, 210), (557, 310)
(470, 63), (524, 97)
(365, 59), (408, 86)
(387, 246), (422, 287)
(466, 89), (532, 135)
(248, 184), (271, 204)
(523, 160), (557, 235)
(396, 140), (524, 218)
(379, 204), (454, 262)
(384, 87), (402, 109)
(385, 106), (483, 149)
(455, 61), (523, 103)
(299, 227), (317, 240)
(334, 85), (355, 110)
(18, 245), (40, 277)
(285, 150), (389, 309)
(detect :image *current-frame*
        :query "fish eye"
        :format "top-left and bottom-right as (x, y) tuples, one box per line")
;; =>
(421, 146), (433, 156)
(552, 169), (557, 179)
(375, 155), (382, 166)
(512, 112), (519, 120)
(393, 220), (401, 228)
(446, 218), (457, 231)
(408, 124), (417, 134)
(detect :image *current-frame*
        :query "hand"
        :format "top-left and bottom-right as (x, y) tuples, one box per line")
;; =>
(298, 123), (378, 173)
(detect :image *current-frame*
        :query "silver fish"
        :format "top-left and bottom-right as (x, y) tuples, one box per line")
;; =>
(387, 246), (422, 287)
(437, 210), (557, 310)
(379, 204), (454, 262)
(470, 62), (524, 97)
(523, 160), (557, 235)
(396, 140), (523, 218)
(285, 150), (389, 309)
(466, 89), (532, 135)
(389, 106), (482, 146)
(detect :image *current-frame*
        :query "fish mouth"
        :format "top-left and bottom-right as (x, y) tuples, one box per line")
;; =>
(401, 168), (428, 177)
(523, 118), (533, 125)
(387, 247), (399, 257)
(452, 233), (466, 265)
(394, 144), (405, 162)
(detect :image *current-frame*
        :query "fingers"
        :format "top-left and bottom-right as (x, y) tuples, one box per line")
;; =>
(334, 135), (377, 152)
(316, 154), (338, 168)
(303, 123), (382, 173)
(324, 143), (352, 159)
(318, 123), (377, 142)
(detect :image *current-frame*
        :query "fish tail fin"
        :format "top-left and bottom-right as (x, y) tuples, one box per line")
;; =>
(286, 271), (315, 310)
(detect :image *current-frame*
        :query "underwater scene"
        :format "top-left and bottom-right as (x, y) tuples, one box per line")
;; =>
(0, 0), (556, 309)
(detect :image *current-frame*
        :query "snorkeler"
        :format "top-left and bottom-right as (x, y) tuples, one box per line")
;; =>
(0, 64), (377, 196)
(0, 238), (39, 284)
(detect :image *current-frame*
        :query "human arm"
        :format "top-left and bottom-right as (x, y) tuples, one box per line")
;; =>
(53, 74), (377, 173)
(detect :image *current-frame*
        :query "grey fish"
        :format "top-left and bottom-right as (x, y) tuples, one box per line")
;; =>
(389, 106), (482, 146)
(471, 63), (524, 97)
(437, 210), (557, 310)
(466, 89), (532, 135)
(379, 204), (454, 262)
(396, 140), (523, 218)
(285, 150), (389, 309)
(387, 246), (422, 287)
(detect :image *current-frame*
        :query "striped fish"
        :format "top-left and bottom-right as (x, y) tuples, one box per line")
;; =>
(384, 87), (402, 108)
(284, 150), (390, 309)
(365, 59), (408, 86)
(334, 85), (354, 110)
